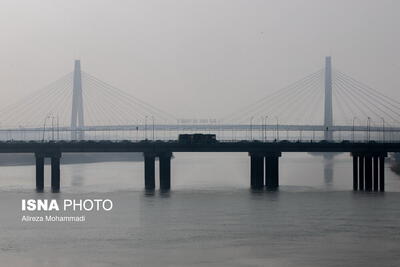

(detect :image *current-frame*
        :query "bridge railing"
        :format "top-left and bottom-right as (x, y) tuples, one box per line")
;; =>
(0, 125), (400, 143)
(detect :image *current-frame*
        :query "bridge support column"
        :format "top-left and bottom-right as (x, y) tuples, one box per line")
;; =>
(159, 152), (172, 191)
(35, 154), (44, 192)
(51, 155), (61, 193)
(144, 153), (156, 191)
(373, 156), (379, 192)
(379, 154), (387, 192)
(358, 155), (364, 190)
(365, 155), (372, 191)
(352, 154), (358, 191)
(353, 152), (387, 192)
(249, 152), (264, 189)
(265, 152), (281, 191)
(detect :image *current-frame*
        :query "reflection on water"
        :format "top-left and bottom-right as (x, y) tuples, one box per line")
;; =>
(70, 165), (86, 187)
(323, 154), (334, 188)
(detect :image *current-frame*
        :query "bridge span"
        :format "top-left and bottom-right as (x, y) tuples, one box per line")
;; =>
(1, 57), (399, 194)
(0, 140), (395, 193)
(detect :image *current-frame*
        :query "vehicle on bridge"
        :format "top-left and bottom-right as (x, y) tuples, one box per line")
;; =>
(178, 134), (217, 144)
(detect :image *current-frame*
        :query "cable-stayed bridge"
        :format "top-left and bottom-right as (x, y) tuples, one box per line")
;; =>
(1, 57), (400, 193)
(1, 57), (400, 142)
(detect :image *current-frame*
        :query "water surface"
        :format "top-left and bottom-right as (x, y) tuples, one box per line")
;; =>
(1, 152), (400, 266)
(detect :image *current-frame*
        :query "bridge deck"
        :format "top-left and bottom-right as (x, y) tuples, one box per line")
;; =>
(0, 141), (398, 153)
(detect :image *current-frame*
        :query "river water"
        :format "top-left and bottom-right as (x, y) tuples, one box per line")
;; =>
(1, 152), (400, 266)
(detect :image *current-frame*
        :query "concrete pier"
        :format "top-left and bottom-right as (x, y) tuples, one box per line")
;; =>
(265, 152), (281, 190)
(352, 152), (387, 192)
(250, 152), (264, 189)
(51, 156), (61, 192)
(35, 154), (44, 192)
(144, 153), (156, 190)
(359, 155), (364, 190)
(159, 152), (172, 191)
(365, 156), (372, 191)
(352, 155), (358, 191)
(373, 156), (379, 192)
(379, 155), (385, 192)
(19, 141), (395, 192)
(35, 152), (61, 192)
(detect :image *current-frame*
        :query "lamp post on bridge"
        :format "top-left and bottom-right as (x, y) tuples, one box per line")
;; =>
(145, 116), (148, 140)
(352, 117), (359, 143)
(275, 116), (279, 141)
(381, 117), (385, 142)
(261, 117), (264, 141)
(367, 117), (371, 142)
(42, 115), (51, 142)
(51, 115), (56, 141)
(163, 119), (167, 141)
(250, 116), (254, 141)
(152, 116), (155, 141)
(56, 114), (59, 140)
(264, 115), (268, 141)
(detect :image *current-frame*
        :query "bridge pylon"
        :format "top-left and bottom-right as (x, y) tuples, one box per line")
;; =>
(71, 60), (85, 140)
(324, 56), (333, 141)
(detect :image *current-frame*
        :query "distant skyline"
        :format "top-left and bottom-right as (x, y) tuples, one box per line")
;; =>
(0, 0), (399, 118)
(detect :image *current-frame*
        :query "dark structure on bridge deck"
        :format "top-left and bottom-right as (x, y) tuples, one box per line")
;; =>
(351, 152), (387, 192)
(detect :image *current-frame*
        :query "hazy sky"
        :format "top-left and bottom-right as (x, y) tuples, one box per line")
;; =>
(0, 0), (399, 120)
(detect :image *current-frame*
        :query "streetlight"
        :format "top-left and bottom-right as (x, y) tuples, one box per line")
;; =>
(264, 115), (268, 141)
(42, 115), (51, 142)
(250, 116), (254, 141)
(163, 120), (167, 141)
(275, 116), (279, 141)
(152, 116), (155, 141)
(145, 116), (148, 140)
(367, 117), (371, 142)
(51, 115), (55, 141)
(259, 117), (264, 141)
(381, 117), (385, 142)
(261, 117), (264, 141)
(56, 115), (59, 140)
(352, 117), (359, 142)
